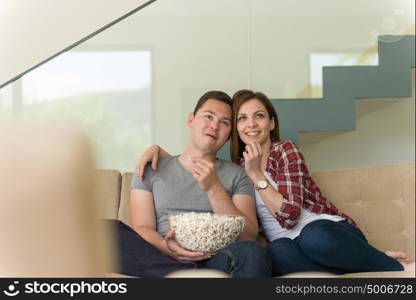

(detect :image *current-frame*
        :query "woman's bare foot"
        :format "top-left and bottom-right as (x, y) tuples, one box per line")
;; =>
(385, 251), (410, 264)
(385, 251), (415, 271)
(402, 262), (415, 271)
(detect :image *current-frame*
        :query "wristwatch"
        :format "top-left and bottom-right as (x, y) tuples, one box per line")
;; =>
(255, 179), (269, 191)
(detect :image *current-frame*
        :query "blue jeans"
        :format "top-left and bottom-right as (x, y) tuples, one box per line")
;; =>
(198, 240), (272, 278)
(266, 219), (404, 276)
(109, 219), (271, 278)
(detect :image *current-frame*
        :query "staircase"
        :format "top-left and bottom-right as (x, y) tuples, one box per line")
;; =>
(218, 35), (415, 161)
(272, 35), (415, 143)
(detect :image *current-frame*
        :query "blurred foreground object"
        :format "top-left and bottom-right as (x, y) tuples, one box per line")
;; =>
(165, 269), (229, 278)
(0, 121), (115, 277)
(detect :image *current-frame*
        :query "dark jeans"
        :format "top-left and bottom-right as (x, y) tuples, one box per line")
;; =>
(108, 219), (271, 278)
(266, 219), (404, 276)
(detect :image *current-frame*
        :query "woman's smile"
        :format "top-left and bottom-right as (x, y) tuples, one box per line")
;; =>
(237, 99), (274, 146)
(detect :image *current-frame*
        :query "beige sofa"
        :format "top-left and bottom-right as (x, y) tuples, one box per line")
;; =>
(96, 162), (415, 278)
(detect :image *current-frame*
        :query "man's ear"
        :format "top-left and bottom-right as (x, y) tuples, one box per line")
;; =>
(187, 113), (195, 128)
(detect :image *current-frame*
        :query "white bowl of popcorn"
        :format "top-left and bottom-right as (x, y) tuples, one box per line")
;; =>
(168, 212), (245, 254)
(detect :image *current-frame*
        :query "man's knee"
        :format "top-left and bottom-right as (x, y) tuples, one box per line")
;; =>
(226, 240), (271, 277)
(229, 240), (269, 262)
(232, 240), (265, 252)
(266, 238), (294, 259)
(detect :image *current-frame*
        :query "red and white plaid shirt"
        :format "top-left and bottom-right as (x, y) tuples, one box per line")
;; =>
(238, 141), (355, 229)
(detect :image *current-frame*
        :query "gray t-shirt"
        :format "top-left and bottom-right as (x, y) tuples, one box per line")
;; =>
(131, 156), (255, 236)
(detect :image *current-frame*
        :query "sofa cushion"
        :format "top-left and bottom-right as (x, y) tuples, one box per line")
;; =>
(119, 172), (134, 227)
(94, 169), (122, 219)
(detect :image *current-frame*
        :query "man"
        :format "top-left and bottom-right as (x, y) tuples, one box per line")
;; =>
(112, 91), (271, 278)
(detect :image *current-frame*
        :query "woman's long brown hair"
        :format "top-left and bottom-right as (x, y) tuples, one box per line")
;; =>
(230, 90), (280, 162)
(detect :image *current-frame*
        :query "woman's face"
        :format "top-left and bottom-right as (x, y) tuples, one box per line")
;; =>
(236, 99), (274, 146)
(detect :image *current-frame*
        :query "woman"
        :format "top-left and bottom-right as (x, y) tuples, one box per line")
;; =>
(136, 89), (414, 276)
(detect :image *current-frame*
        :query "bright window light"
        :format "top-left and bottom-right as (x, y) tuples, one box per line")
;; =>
(19, 50), (152, 172)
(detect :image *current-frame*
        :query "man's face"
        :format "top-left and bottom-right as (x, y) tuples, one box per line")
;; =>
(188, 99), (232, 155)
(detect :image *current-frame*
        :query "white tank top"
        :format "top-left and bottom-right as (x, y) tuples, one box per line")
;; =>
(255, 172), (344, 241)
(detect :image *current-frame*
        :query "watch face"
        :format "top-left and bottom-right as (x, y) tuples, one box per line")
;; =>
(258, 180), (267, 189)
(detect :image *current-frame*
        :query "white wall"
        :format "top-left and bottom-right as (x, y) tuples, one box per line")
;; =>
(1, 0), (414, 171)
(300, 94), (415, 171)
(0, 0), (152, 87)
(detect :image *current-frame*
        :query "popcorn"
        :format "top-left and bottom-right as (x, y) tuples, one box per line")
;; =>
(168, 212), (245, 253)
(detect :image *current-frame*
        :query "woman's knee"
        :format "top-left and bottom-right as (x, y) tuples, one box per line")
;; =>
(300, 219), (334, 239)
(297, 220), (339, 254)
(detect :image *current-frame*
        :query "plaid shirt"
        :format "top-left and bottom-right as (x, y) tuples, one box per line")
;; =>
(238, 141), (355, 229)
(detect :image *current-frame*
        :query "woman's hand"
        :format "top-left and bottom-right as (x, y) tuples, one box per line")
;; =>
(242, 142), (264, 182)
(136, 145), (173, 180)
(163, 231), (211, 262)
(136, 145), (161, 180)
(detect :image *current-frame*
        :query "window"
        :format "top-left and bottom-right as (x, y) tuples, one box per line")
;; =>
(1, 50), (152, 172)
(309, 52), (378, 98)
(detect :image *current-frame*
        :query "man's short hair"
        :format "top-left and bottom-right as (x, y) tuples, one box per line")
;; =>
(193, 91), (232, 115)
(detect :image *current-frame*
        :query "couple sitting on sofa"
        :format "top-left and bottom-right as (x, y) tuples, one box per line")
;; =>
(111, 90), (414, 278)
